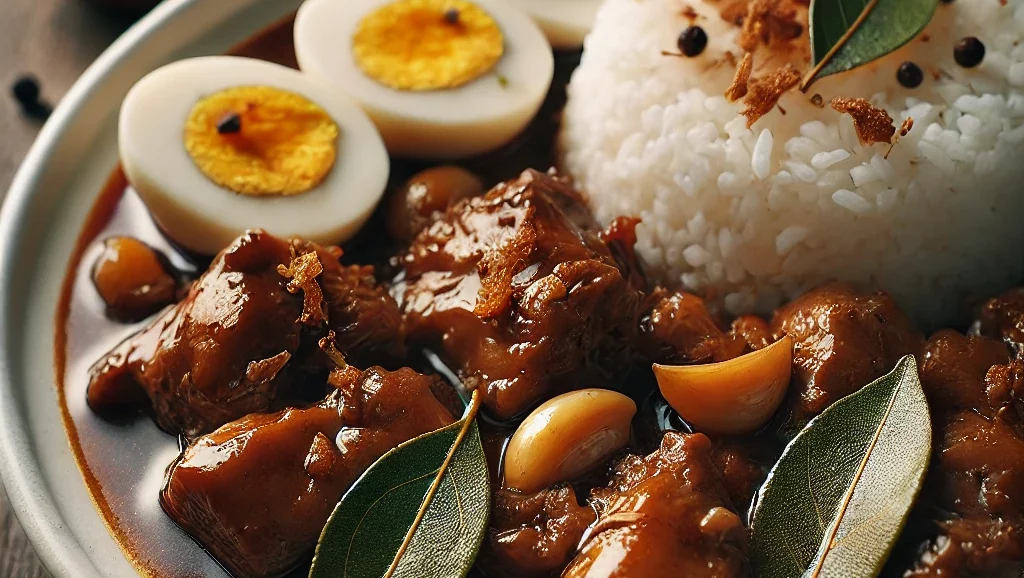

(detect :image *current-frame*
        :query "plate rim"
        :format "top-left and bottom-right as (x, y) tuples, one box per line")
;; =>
(0, 1), (213, 575)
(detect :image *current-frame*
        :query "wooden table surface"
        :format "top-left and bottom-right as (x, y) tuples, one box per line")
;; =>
(0, 1), (137, 576)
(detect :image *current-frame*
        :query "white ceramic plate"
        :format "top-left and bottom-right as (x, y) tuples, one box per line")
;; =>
(0, 1), (305, 575)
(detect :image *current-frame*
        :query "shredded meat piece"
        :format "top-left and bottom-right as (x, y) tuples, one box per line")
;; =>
(831, 97), (897, 145)
(725, 52), (753, 102)
(737, 0), (803, 52)
(741, 64), (801, 127)
(277, 249), (326, 326)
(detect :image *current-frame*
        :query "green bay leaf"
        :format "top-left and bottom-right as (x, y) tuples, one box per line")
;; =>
(750, 356), (931, 578)
(309, 395), (489, 578)
(803, 0), (940, 89)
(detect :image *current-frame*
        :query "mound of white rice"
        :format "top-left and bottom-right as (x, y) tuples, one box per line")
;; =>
(561, 0), (1024, 325)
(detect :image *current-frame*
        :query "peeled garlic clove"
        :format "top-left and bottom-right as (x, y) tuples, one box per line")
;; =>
(653, 335), (793, 435)
(505, 389), (636, 493)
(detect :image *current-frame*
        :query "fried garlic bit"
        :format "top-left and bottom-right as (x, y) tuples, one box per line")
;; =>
(277, 249), (327, 325)
(319, 330), (349, 370)
(475, 210), (537, 318)
(737, 0), (803, 52)
(184, 86), (339, 197)
(354, 0), (504, 91)
(830, 97), (897, 146)
(741, 64), (801, 127)
(725, 52), (753, 102)
(899, 117), (914, 137)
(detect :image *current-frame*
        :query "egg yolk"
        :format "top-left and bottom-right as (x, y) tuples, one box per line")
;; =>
(353, 0), (504, 91)
(184, 86), (339, 197)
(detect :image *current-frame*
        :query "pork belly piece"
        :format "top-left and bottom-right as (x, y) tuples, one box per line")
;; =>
(889, 332), (1024, 578)
(160, 366), (454, 578)
(771, 283), (924, 421)
(86, 230), (405, 436)
(563, 432), (748, 578)
(394, 170), (643, 420)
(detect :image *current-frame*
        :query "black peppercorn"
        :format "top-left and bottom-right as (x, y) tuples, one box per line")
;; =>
(443, 8), (460, 24)
(10, 74), (52, 121)
(216, 112), (242, 135)
(677, 26), (708, 58)
(896, 62), (924, 88)
(954, 36), (985, 68)
(11, 75), (40, 107)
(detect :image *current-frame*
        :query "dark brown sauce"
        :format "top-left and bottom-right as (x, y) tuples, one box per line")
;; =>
(54, 14), (309, 578)
(54, 12), (582, 578)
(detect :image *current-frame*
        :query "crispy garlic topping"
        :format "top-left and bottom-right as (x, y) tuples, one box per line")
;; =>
(184, 86), (339, 197)
(353, 0), (504, 91)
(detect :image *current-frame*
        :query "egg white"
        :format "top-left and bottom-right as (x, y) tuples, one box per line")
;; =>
(510, 0), (603, 49)
(118, 56), (390, 255)
(294, 0), (554, 159)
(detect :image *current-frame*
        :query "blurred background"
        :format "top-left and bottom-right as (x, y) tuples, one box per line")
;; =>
(1, 1), (158, 575)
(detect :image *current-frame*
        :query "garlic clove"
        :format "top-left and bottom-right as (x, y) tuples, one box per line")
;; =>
(504, 389), (636, 493)
(653, 335), (793, 435)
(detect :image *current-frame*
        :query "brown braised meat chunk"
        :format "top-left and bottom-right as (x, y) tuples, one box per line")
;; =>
(895, 332), (1024, 577)
(564, 432), (748, 578)
(918, 330), (1011, 413)
(87, 230), (405, 436)
(161, 366), (454, 578)
(395, 170), (642, 420)
(730, 315), (773, 351)
(974, 287), (1024, 352)
(639, 290), (772, 365)
(479, 485), (596, 578)
(91, 236), (178, 321)
(771, 283), (923, 420)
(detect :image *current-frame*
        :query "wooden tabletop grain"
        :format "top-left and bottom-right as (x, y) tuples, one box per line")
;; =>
(0, 1), (138, 576)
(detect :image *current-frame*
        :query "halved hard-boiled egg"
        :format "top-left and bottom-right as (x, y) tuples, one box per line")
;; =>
(294, 0), (554, 159)
(509, 0), (603, 49)
(118, 56), (389, 255)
